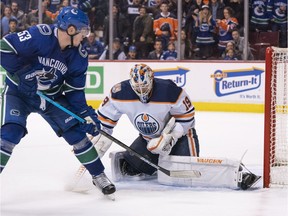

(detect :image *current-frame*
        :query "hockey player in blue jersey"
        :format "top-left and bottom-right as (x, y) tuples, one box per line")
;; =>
(0, 6), (115, 196)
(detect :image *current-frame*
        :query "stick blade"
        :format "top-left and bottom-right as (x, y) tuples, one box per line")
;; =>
(169, 170), (201, 178)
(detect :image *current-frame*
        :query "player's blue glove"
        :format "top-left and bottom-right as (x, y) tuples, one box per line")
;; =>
(79, 106), (101, 136)
(17, 64), (42, 97)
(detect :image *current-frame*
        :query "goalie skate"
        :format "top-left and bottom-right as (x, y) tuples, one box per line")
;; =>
(240, 172), (261, 190)
(92, 172), (116, 196)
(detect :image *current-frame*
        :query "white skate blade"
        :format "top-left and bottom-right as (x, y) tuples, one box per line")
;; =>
(105, 193), (116, 201)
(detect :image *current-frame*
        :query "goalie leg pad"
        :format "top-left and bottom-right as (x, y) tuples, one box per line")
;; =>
(158, 155), (242, 189)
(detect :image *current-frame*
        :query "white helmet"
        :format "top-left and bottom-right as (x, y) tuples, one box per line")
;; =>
(130, 64), (154, 103)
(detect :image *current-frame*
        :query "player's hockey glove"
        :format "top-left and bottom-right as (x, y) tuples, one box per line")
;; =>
(79, 106), (101, 136)
(147, 118), (184, 156)
(17, 64), (43, 97)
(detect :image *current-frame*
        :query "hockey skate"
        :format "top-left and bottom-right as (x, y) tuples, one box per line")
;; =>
(240, 172), (261, 190)
(92, 172), (116, 197)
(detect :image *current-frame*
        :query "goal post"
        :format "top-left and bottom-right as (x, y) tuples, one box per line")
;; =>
(264, 46), (288, 188)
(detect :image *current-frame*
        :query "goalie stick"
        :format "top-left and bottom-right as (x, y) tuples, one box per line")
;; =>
(37, 91), (201, 179)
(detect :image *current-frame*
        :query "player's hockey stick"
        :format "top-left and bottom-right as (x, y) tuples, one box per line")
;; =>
(37, 91), (201, 178)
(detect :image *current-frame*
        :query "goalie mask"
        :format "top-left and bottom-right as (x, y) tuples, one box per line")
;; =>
(130, 64), (154, 103)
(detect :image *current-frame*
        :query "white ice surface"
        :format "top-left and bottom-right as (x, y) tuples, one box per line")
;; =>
(1, 112), (288, 216)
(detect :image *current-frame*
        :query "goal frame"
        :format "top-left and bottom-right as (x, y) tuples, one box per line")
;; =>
(263, 46), (273, 188)
(263, 46), (288, 188)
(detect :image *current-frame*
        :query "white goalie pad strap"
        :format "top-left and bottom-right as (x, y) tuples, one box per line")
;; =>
(158, 156), (242, 189)
(90, 134), (113, 158)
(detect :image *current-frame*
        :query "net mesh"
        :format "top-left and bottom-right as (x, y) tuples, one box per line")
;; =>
(269, 47), (288, 186)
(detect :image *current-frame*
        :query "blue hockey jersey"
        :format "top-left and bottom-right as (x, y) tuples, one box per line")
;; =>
(1, 24), (89, 111)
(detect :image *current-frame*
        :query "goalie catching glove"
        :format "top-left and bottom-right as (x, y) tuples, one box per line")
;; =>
(147, 117), (184, 156)
(79, 106), (101, 136)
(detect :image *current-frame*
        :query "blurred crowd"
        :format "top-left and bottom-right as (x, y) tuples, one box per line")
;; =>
(1, 0), (287, 60)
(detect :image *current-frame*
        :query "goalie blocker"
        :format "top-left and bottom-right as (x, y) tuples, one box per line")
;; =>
(109, 151), (261, 190)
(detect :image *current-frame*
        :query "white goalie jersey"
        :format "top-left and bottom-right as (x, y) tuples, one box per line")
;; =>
(97, 78), (195, 140)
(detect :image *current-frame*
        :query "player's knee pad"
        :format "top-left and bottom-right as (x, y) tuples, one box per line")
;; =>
(72, 136), (91, 151)
(1, 139), (17, 153)
(1, 123), (26, 144)
(62, 125), (87, 145)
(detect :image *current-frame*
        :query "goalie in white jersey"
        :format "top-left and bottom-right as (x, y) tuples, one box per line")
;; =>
(94, 63), (261, 190)
(95, 63), (199, 177)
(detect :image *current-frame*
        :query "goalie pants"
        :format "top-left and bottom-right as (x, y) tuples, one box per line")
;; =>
(123, 128), (199, 175)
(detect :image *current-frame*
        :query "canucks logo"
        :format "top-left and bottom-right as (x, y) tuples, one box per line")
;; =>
(134, 113), (159, 135)
(38, 68), (58, 90)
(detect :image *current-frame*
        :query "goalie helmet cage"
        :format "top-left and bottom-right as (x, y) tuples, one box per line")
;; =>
(263, 46), (288, 188)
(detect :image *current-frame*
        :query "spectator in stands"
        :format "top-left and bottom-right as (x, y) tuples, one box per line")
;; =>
(45, 5), (61, 21)
(249, 0), (272, 32)
(153, 1), (178, 50)
(221, 41), (236, 58)
(209, 0), (225, 47)
(270, 1), (287, 48)
(216, 6), (238, 57)
(145, 0), (162, 18)
(223, 0), (244, 34)
(48, 0), (62, 13)
(2, 18), (19, 37)
(0, 2), (5, 20)
(185, 0), (205, 54)
(193, 4), (216, 60)
(147, 38), (163, 59)
(1, 5), (16, 37)
(223, 48), (238, 60)
(142, 0), (157, 7)
(176, 29), (191, 59)
(24, 16), (38, 29)
(83, 32), (105, 60)
(86, 0), (108, 32)
(27, 0), (39, 14)
(102, 4), (130, 46)
(10, 1), (25, 31)
(99, 37), (127, 60)
(126, 45), (139, 60)
(122, 0), (142, 39)
(182, 0), (194, 32)
(209, 0), (225, 21)
(18, 0), (39, 14)
(160, 40), (177, 60)
(132, 5), (154, 59)
(25, 0), (53, 26)
(166, 0), (177, 16)
(61, 0), (70, 7)
(231, 29), (254, 60)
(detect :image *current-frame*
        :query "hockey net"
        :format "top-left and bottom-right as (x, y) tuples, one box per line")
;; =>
(264, 46), (288, 188)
